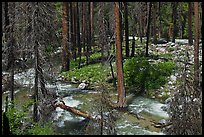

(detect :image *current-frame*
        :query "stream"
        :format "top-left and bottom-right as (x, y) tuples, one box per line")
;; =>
(2, 68), (168, 135)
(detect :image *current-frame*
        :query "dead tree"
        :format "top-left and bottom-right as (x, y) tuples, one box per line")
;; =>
(194, 2), (199, 89)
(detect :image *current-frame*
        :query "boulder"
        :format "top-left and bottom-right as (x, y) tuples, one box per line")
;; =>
(78, 82), (88, 90)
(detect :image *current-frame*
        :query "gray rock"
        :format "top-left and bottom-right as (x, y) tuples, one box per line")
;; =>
(78, 82), (88, 90)
(170, 75), (176, 82)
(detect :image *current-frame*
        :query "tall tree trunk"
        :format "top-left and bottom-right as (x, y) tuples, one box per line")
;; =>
(62, 2), (70, 71)
(172, 2), (178, 43)
(139, 12), (143, 43)
(145, 2), (152, 57)
(131, 15), (136, 57)
(72, 2), (77, 60)
(86, 2), (91, 66)
(82, 2), (86, 53)
(194, 2), (199, 88)
(119, 2), (123, 51)
(90, 2), (94, 52)
(188, 2), (193, 45)
(4, 2), (10, 41)
(33, 2), (39, 122)
(158, 2), (161, 39)
(9, 2), (16, 105)
(76, 2), (82, 69)
(131, 33), (135, 57)
(33, 40), (39, 122)
(114, 2), (126, 108)
(153, 2), (157, 44)
(70, 2), (76, 60)
(124, 2), (129, 57)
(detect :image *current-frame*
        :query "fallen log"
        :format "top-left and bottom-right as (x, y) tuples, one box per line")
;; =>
(53, 100), (99, 122)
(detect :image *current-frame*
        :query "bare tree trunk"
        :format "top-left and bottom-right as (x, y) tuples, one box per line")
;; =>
(158, 2), (161, 39)
(172, 2), (178, 43)
(139, 13), (143, 43)
(8, 2), (16, 105)
(194, 2), (199, 88)
(188, 2), (193, 46)
(32, 2), (39, 122)
(33, 40), (39, 122)
(62, 2), (70, 71)
(124, 2), (129, 57)
(153, 2), (157, 44)
(4, 2), (10, 41)
(90, 2), (94, 52)
(76, 2), (82, 69)
(73, 2), (77, 60)
(114, 2), (126, 108)
(131, 33), (135, 57)
(82, 2), (86, 53)
(145, 2), (152, 57)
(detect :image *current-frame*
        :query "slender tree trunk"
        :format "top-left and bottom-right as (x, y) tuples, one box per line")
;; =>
(9, 2), (16, 105)
(119, 2), (123, 51)
(158, 2), (161, 39)
(153, 2), (157, 44)
(145, 2), (152, 57)
(172, 2), (178, 43)
(131, 34), (135, 57)
(82, 2), (86, 53)
(124, 2), (129, 57)
(73, 2), (77, 60)
(86, 2), (91, 66)
(194, 2), (199, 88)
(76, 2), (82, 69)
(10, 37), (15, 103)
(4, 2), (9, 41)
(139, 13), (143, 43)
(33, 2), (39, 122)
(62, 2), (70, 71)
(188, 2), (193, 45)
(90, 2), (94, 52)
(114, 2), (126, 108)
(34, 40), (39, 122)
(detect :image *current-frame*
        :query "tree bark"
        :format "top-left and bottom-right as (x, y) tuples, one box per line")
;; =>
(54, 101), (98, 122)
(194, 2), (199, 88)
(188, 2), (193, 45)
(172, 2), (178, 43)
(33, 2), (39, 122)
(114, 2), (126, 108)
(153, 2), (157, 44)
(145, 2), (152, 57)
(76, 2), (82, 69)
(124, 2), (129, 57)
(62, 2), (70, 71)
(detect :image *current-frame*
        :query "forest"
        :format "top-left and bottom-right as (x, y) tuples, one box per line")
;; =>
(1, 2), (202, 135)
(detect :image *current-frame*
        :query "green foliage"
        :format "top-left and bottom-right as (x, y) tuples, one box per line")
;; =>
(124, 57), (175, 94)
(2, 100), (56, 135)
(5, 106), (27, 135)
(62, 63), (110, 84)
(25, 122), (56, 135)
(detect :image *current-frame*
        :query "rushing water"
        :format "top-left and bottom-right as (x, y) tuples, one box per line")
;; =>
(2, 68), (169, 135)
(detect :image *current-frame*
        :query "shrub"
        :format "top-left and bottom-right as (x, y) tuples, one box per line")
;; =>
(124, 57), (175, 94)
